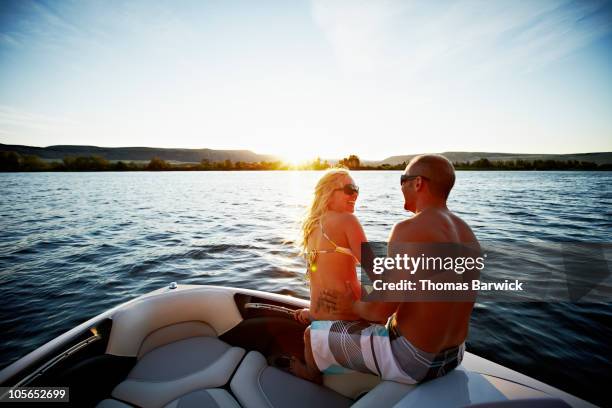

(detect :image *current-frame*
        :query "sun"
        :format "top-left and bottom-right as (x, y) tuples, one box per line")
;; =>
(278, 149), (316, 166)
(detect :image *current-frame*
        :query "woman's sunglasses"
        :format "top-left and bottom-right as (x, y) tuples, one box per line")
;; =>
(334, 183), (359, 195)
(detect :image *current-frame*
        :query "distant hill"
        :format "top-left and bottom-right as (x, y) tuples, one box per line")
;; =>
(2, 144), (610, 166)
(0, 143), (278, 163)
(376, 152), (612, 166)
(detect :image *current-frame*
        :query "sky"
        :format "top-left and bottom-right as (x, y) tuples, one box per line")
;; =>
(0, 0), (611, 161)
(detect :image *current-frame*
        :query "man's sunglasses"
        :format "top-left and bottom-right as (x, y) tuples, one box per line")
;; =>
(334, 183), (359, 195)
(400, 174), (429, 185)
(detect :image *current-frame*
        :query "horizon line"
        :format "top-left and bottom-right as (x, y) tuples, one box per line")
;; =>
(1, 141), (610, 162)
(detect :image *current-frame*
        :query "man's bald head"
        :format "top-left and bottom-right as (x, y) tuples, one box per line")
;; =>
(406, 154), (455, 199)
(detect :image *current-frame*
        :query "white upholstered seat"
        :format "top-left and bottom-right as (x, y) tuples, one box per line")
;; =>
(109, 336), (244, 408)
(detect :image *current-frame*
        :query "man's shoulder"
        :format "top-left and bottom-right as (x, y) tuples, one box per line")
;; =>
(391, 210), (475, 243)
(393, 212), (430, 230)
(393, 217), (416, 230)
(452, 215), (478, 243)
(390, 217), (422, 241)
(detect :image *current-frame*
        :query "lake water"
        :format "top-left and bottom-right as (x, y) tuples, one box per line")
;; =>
(0, 171), (610, 405)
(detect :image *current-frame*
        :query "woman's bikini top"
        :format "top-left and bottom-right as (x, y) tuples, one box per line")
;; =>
(306, 219), (359, 266)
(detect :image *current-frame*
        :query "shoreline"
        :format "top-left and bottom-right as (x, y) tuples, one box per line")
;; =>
(2, 152), (611, 172)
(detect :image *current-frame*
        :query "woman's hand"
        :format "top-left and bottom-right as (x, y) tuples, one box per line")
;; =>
(294, 308), (311, 325)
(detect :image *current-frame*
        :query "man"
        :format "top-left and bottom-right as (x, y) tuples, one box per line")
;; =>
(295, 154), (480, 384)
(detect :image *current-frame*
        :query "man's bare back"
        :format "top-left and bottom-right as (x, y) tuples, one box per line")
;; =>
(391, 207), (479, 353)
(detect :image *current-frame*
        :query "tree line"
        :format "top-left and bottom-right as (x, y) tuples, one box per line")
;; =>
(453, 158), (611, 171)
(0, 150), (609, 172)
(0, 151), (331, 172)
(338, 155), (611, 171)
(339, 155), (611, 171)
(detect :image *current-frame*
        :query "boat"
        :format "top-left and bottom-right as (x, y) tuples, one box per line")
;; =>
(0, 284), (595, 407)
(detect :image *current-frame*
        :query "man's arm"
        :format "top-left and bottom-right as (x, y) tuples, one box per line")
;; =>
(320, 282), (399, 323)
(353, 299), (399, 323)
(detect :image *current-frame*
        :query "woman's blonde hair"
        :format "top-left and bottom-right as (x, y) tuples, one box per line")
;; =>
(300, 168), (350, 263)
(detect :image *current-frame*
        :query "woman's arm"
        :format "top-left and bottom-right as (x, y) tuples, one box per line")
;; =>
(341, 213), (367, 299)
(341, 213), (367, 264)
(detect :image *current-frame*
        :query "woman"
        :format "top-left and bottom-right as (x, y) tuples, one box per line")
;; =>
(294, 168), (367, 325)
